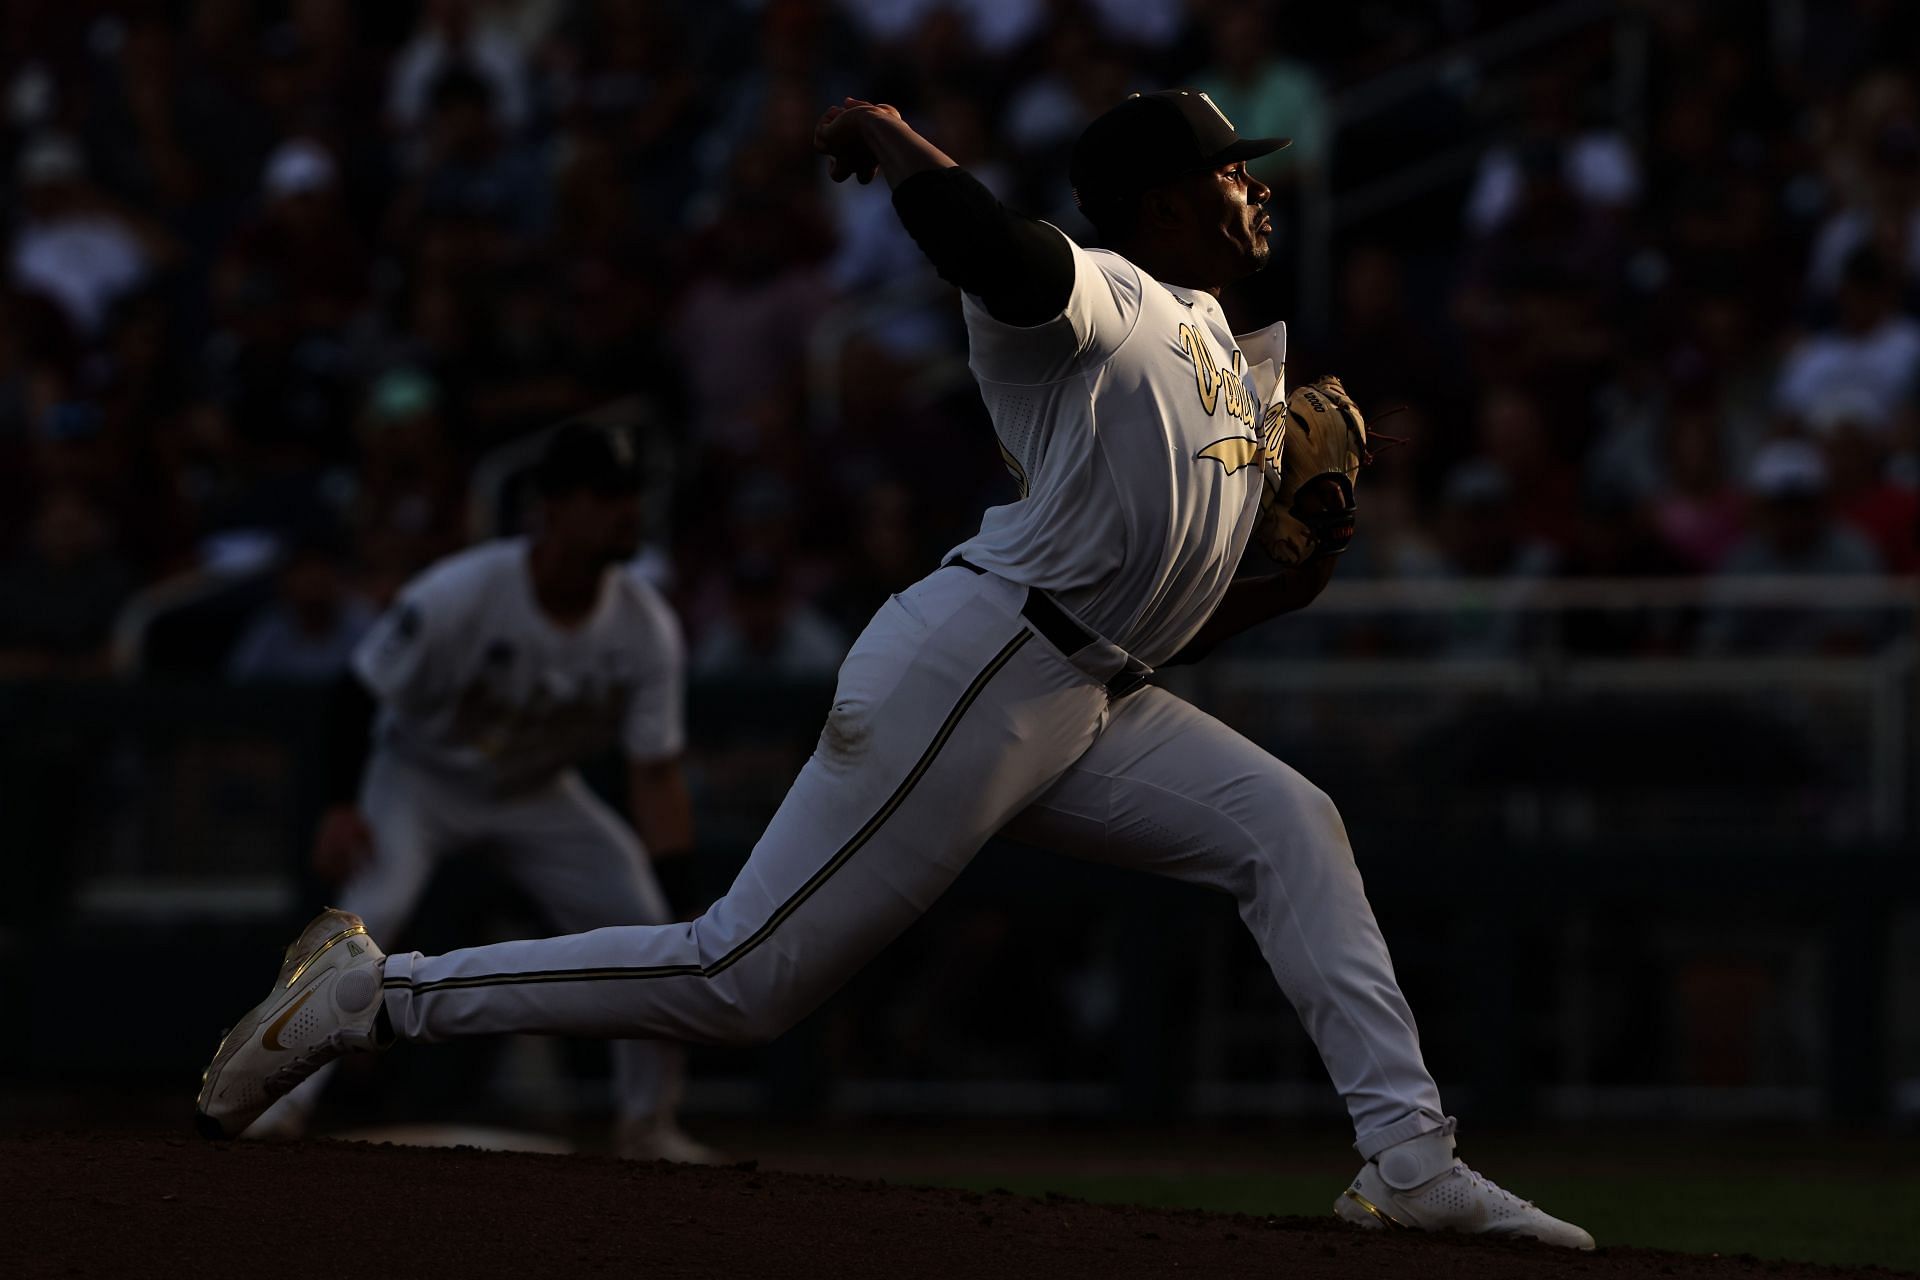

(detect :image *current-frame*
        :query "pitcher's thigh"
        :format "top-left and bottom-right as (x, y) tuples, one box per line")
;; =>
(1003, 688), (1355, 897)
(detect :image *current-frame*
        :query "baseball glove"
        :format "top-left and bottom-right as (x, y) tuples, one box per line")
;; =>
(1252, 375), (1369, 566)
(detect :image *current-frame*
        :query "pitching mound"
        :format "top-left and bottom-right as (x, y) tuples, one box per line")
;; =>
(1, 1132), (1909, 1279)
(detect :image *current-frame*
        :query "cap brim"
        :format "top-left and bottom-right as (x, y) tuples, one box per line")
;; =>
(1214, 136), (1292, 164)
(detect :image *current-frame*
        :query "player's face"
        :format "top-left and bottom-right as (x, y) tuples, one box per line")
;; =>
(548, 488), (644, 566)
(1189, 160), (1273, 280)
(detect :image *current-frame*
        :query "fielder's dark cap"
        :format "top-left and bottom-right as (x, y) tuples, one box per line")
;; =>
(1070, 89), (1290, 218)
(537, 420), (644, 496)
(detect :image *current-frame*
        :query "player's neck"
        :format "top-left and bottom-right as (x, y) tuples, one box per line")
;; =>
(527, 539), (606, 625)
(1114, 239), (1223, 298)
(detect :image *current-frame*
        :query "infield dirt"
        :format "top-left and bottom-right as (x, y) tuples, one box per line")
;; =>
(2, 1132), (1912, 1279)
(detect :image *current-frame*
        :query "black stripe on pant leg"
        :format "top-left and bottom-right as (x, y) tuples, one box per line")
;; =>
(388, 628), (1034, 996)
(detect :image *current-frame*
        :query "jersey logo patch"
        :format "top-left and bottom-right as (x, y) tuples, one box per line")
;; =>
(1196, 436), (1264, 474)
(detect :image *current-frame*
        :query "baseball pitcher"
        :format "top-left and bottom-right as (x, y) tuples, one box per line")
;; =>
(200, 91), (1590, 1247)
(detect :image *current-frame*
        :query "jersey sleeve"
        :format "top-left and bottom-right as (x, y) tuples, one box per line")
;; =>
(620, 578), (687, 762)
(350, 565), (468, 711)
(961, 233), (1144, 386)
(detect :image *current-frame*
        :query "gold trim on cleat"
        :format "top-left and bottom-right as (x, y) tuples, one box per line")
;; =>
(261, 989), (318, 1051)
(283, 924), (368, 989)
(1343, 1188), (1411, 1229)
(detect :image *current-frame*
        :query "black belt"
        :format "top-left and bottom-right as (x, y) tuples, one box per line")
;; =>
(946, 558), (1149, 698)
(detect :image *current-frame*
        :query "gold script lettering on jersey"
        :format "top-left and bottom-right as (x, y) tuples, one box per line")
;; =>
(1183, 322), (1265, 474)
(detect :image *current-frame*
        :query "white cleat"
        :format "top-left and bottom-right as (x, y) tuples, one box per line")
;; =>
(1333, 1120), (1595, 1250)
(196, 908), (392, 1140)
(616, 1117), (727, 1165)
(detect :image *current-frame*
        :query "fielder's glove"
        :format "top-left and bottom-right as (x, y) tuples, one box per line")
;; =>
(1253, 375), (1370, 566)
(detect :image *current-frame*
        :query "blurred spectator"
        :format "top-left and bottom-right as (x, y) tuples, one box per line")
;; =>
(1775, 247), (1920, 430)
(1320, 245), (1458, 416)
(1001, 24), (1133, 212)
(0, 487), (135, 676)
(226, 527), (375, 683)
(221, 138), (368, 335)
(10, 135), (155, 340)
(834, 0), (1045, 58)
(1428, 460), (1559, 659)
(1649, 404), (1747, 573)
(1456, 134), (1629, 406)
(819, 478), (926, 634)
(1808, 392), (1920, 574)
(352, 368), (465, 599)
(1806, 89), (1920, 301)
(1474, 386), (1580, 553)
(1700, 441), (1887, 653)
(695, 554), (847, 678)
(388, 0), (533, 140)
(672, 183), (832, 457)
(1191, 1), (1330, 184)
(398, 64), (548, 240)
(1465, 71), (1641, 237)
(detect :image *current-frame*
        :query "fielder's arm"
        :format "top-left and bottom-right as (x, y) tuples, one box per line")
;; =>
(1160, 558), (1338, 667)
(815, 99), (1073, 325)
(628, 757), (694, 862)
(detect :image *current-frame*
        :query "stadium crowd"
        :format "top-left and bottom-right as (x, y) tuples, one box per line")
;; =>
(0, 0), (1916, 680)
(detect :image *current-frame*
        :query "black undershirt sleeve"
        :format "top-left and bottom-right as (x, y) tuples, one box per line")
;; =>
(891, 167), (1075, 326)
(325, 671), (378, 806)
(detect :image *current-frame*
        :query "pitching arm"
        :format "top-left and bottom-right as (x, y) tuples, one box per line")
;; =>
(815, 98), (1073, 326)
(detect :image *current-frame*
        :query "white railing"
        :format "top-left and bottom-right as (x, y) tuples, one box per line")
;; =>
(1166, 574), (1920, 840)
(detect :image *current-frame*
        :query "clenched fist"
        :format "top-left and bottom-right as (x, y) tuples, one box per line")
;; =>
(813, 97), (901, 184)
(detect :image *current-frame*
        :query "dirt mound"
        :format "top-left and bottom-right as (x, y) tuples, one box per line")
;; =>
(1, 1132), (1909, 1280)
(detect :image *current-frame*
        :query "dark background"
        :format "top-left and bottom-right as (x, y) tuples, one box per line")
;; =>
(1, 0), (1917, 1142)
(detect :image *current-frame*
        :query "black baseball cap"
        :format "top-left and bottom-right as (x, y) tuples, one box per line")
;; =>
(537, 420), (644, 496)
(1070, 89), (1290, 219)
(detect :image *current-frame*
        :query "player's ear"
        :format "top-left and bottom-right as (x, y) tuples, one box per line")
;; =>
(1139, 185), (1183, 233)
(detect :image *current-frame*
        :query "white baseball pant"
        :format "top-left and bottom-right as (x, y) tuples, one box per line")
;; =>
(258, 753), (682, 1130)
(382, 566), (1446, 1157)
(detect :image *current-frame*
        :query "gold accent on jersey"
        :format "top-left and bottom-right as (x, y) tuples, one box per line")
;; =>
(1260, 400), (1287, 470)
(1178, 324), (1258, 431)
(997, 440), (1030, 498)
(1196, 436), (1264, 474)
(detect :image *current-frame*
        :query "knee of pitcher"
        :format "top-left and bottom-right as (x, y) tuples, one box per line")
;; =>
(698, 981), (801, 1047)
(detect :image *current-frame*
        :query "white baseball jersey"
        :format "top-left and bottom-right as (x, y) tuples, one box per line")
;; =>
(353, 538), (686, 794)
(948, 230), (1289, 666)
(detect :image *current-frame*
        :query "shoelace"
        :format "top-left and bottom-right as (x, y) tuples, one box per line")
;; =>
(1455, 1163), (1536, 1210)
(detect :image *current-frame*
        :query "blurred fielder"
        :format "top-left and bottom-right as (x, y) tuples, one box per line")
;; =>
(202, 91), (1590, 1245)
(240, 422), (715, 1164)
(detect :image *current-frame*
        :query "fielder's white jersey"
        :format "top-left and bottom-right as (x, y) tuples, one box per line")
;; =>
(352, 538), (686, 795)
(947, 230), (1289, 666)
